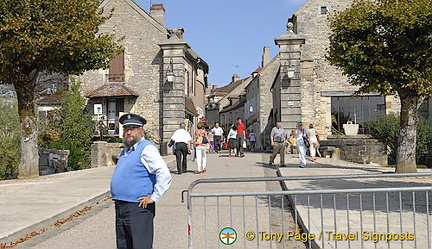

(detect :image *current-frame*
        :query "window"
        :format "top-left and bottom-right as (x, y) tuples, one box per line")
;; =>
(185, 70), (190, 96)
(108, 52), (125, 82)
(320, 6), (328, 15)
(331, 96), (385, 134)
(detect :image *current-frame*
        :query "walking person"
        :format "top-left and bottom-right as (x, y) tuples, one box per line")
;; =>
(227, 124), (237, 157)
(249, 130), (257, 151)
(316, 133), (323, 158)
(111, 113), (172, 249)
(170, 123), (192, 174)
(236, 118), (246, 157)
(245, 129), (251, 151)
(208, 130), (214, 153)
(194, 122), (209, 174)
(307, 124), (320, 162)
(269, 122), (288, 167)
(289, 130), (298, 154)
(212, 122), (224, 153)
(296, 121), (308, 168)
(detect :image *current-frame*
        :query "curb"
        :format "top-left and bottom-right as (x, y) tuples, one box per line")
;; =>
(0, 190), (111, 246)
(0, 156), (176, 246)
(276, 168), (319, 249)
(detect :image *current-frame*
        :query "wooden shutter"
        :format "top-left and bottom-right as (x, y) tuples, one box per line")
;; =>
(109, 52), (124, 82)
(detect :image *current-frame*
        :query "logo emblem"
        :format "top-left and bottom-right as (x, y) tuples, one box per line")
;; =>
(127, 114), (131, 119)
(219, 227), (237, 245)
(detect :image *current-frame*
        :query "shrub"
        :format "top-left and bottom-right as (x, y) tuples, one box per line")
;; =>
(0, 97), (20, 180)
(364, 113), (432, 165)
(48, 80), (94, 170)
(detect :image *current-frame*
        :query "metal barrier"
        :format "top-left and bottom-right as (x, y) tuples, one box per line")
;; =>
(182, 172), (431, 249)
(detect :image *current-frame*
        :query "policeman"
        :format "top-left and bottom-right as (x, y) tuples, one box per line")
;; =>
(111, 113), (172, 249)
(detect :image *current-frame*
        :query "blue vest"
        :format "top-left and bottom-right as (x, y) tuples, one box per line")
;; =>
(110, 139), (156, 203)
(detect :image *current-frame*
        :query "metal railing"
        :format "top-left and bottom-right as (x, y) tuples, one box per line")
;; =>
(182, 172), (432, 249)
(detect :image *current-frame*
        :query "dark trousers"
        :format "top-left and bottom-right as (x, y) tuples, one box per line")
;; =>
(214, 135), (222, 152)
(236, 135), (245, 156)
(175, 142), (188, 173)
(115, 200), (155, 249)
(270, 142), (285, 165)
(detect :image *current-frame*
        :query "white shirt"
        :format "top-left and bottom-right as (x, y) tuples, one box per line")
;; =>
(296, 129), (307, 146)
(126, 138), (172, 202)
(212, 127), (224, 136)
(171, 128), (192, 143)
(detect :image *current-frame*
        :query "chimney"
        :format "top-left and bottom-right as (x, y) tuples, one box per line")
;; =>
(232, 74), (240, 83)
(150, 4), (165, 26)
(262, 46), (270, 67)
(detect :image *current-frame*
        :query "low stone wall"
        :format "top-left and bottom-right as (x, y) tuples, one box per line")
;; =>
(38, 149), (70, 175)
(320, 136), (388, 166)
(91, 142), (123, 168)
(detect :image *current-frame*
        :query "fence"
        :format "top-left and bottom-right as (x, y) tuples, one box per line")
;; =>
(182, 173), (432, 249)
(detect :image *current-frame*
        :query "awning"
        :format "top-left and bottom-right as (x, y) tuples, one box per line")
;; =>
(86, 84), (139, 98)
(185, 96), (198, 116)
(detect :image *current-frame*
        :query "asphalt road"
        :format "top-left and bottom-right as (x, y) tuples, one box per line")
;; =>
(15, 152), (303, 249)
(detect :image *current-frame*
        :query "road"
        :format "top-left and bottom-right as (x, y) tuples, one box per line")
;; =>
(15, 152), (304, 249)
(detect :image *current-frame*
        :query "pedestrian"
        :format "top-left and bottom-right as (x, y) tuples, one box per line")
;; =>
(316, 133), (323, 158)
(170, 123), (192, 174)
(111, 113), (172, 249)
(296, 121), (308, 168)
(194, 122), (209, 174)
(236, 118), (246, 157)
(269, 122), (288, 167)
(227, 124), (237, 157)
(249, 129), (256, 151)
(208, 130), (214, 153)
(245, 129), (251, 151)
(289, 130), (298, 154)
(211, 122), (224, 153)
(307, 124), (320, 161)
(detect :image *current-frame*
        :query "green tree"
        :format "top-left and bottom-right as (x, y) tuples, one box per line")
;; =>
(0, 0), (122, 178)
(0, 97), (21, 180)
(327, 0), (432, 172)
(364, 114), (432, 164)
(51, 80), (94, 170)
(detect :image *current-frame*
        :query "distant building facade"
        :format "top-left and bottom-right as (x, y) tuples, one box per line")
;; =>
(78, 0), (209, 154)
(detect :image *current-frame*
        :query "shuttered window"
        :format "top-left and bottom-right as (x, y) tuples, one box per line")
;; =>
(108, 52), (125, 82)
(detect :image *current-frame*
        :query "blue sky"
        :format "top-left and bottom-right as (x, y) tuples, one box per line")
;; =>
(135, 0), (308, 86)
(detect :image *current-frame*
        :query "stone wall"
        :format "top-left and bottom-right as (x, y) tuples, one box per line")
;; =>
(91, 142), (123, 168)
(320, 137), (388, 166)
(38, 149), (70, 175)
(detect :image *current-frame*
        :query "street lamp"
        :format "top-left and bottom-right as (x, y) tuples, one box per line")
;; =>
(287, 67), (295, 78)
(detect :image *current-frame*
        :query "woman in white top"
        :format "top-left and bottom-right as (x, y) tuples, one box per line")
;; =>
(307, 124), (319, 162)
(296, 121), (308, 168)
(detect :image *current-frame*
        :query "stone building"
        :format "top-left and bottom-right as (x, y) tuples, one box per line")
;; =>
(206, 74), (252, 127)
(245, 47), (281, 150)
(275, 0), (401, 136)
(78, 0), (209, 154)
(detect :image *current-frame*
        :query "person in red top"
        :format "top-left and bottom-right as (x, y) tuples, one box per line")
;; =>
(236, 118), (246, 157)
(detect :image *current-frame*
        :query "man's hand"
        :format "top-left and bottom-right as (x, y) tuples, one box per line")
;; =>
(137, 196), (154, 208)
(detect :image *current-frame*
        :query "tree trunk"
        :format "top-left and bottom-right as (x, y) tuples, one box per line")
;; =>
(395, 92), (424, 173)
(14, 74), (39, 179)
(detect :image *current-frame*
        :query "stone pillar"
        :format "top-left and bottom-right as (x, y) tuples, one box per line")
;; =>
(275, 21), (305, 131)
(159, 35), (190, 155)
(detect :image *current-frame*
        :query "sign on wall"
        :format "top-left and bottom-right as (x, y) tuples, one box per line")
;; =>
(94, 104), (103, 115)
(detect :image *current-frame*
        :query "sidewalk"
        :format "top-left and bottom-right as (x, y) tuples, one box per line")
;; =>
(0, 155), (176, 246)
(276, 154), (431, 249)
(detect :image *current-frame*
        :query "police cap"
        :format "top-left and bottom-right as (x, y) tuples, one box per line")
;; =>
(119, 113), (147, 127)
